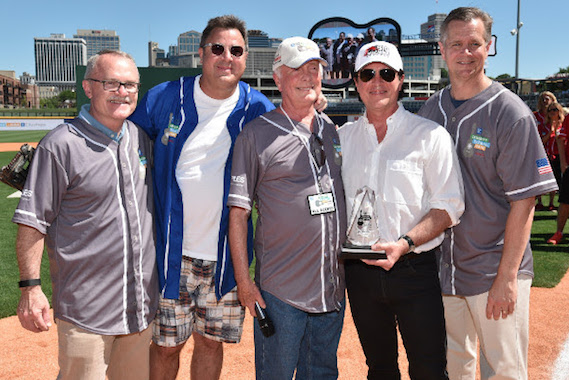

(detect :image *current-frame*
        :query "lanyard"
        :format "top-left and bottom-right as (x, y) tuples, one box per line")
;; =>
(279, 105), (325, 174)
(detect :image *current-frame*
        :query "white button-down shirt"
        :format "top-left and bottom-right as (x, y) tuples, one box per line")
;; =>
(338, 104), (465, 252)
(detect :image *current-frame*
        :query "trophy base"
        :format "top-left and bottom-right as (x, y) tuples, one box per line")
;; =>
(339, 244), (387, 260)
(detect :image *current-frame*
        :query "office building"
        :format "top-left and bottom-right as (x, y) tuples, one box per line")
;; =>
(401, 13), (447, 80)
(34, 34), (87, 96)
(74, 29), (120, 59)
(149, 41), (166, 67)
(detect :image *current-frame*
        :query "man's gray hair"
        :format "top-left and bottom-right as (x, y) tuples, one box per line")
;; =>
(84, 50), (137, 79)
(440, 7), (493, 44)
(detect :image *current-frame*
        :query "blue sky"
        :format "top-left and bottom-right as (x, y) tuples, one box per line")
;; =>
(2, 0), (566, 80)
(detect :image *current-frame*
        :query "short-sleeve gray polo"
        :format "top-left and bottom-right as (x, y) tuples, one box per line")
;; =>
(13, 118), (158, 335)
(228, 109), (346, 313)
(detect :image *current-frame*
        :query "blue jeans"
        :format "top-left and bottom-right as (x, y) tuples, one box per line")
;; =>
(254, 290), (345, 380)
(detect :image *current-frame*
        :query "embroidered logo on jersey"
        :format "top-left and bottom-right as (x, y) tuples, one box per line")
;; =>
(232, 175), (245, 184)
(464, 124), (490, 157)
(536, 158), (553, 175)
(471, 135), (490, 151)
(21, 189), (33, 199)
(138, 149), (147, 167)
(332, 137), (342, 165)
(161, 113), (181, 145)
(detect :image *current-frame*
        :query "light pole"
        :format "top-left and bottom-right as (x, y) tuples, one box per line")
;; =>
(510, 0), (523, 86)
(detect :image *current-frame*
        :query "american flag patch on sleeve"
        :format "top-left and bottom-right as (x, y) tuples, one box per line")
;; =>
(536, 158), (553, 175)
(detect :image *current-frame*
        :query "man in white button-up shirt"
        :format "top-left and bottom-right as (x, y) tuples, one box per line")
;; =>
(338, 41), (464, 379)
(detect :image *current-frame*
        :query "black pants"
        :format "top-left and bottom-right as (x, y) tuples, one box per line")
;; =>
(345, 249), (449, 380)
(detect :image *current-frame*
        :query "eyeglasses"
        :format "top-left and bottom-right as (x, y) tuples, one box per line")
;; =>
(356, 68), (398, 83)
(202, 43), (245, 57)
(87, 78), (140, 93)
(549, 108), (560, 113)
(310, 133), (326, 168)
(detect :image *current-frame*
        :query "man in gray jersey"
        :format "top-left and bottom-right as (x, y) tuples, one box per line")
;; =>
(14, 50), (157, 380)
(418, 7), (558, 380)
(228, 37), (346, 379)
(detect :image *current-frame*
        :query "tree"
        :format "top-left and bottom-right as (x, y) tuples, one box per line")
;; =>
(496, 73), (512, 80)
(558, 66), (569, 74)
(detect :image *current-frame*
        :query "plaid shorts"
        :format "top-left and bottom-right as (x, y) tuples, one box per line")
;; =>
(152, 256), (245, 347)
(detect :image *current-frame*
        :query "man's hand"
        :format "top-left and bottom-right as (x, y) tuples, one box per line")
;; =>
(236, 279), (265, 318)
(17, 286), (52, 332)
(362, 239), (408, 270)
(314, 92), (328, 113)
(486, 276), (517, 320)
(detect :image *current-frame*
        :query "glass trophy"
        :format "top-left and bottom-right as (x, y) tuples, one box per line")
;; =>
(340, 186), (386, 260)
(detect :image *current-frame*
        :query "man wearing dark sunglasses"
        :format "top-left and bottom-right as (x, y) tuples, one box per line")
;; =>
(418, 7), (558, 380)
(339, 41), (465, 379)
(228, 36), (346, 379)
(130, 15), (275, 380)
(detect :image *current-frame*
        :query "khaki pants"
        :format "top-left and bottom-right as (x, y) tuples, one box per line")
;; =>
(56, 319), (152, 380)
(443, 274), (531, 380)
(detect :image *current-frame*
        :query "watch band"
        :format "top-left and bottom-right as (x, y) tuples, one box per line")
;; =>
(18, 279), (41, 288)
(398, 235), (415, 253)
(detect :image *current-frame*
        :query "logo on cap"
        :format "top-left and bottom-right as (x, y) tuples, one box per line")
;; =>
(364, 44), (390, 58)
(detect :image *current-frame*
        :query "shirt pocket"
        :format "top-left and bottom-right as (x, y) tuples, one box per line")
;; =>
(382, 160), (423, 206)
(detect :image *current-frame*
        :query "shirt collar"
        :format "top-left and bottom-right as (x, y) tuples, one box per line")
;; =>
(79, 104), (125, 142)
(362, 101), (405, 140)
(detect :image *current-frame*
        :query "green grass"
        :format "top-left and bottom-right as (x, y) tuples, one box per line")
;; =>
(0, 151), (52, 318)
(0, 130), (48, 143)
(530, 207), (569, 287)
(0, 132), (567, 318)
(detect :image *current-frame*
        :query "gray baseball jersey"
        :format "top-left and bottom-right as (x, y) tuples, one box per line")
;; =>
(418, 81), (558, 296)
(13, 117), (158, 335)
(228, 109), (346, 313)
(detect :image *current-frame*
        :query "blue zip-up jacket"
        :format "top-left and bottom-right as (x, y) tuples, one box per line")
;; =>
(130, 76), (275, 299)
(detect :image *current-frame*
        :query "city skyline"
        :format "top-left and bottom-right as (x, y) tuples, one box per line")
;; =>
(2, 0), (567, 80)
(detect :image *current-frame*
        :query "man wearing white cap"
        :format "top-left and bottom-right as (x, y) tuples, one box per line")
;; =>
(228, 36), (346, 379)
(338, 41), (464, 379)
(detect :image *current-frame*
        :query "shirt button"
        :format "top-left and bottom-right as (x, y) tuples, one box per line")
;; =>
(122, 163), (127, 168)
(451, 117), (456, 122)
(444, 263), (450, 268)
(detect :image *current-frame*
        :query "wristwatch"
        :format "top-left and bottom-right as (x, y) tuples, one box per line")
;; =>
(398, 235), (415, 253)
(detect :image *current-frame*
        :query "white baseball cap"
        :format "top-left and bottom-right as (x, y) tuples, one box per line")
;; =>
(273, 37), (327, 72)
(354, 41), (403, 73)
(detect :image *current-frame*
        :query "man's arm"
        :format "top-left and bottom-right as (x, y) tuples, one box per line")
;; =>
(365, 208), (452, 270)
(228, 206), (264, 317)
(486, 196), (535, 320)
(16, 224), (52, 332)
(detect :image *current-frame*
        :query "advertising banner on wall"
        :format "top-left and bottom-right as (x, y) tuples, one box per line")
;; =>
(0, 118), (68, 131)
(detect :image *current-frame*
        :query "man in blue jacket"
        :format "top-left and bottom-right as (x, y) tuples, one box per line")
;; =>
(130, 15), (274, 380)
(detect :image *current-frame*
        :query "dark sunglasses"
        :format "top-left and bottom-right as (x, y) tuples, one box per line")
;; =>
(310, 133), (326, 168)
(549, 108), (559, 113)
(202, 43), (245, 57)
(357, 68), (398, 83)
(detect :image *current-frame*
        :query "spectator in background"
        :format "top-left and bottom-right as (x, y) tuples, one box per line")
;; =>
(548, 103), (568, 244)
(333, 32), (346, 79)
(542, 100), (564, 210)
(365, 27), (378, 44)
(535, 91), (559, 211)
(320, 37), (334, 79)
(340, 34), (357, 78)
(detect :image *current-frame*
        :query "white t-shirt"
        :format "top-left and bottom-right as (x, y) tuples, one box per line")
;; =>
(175, 75), (238, 261)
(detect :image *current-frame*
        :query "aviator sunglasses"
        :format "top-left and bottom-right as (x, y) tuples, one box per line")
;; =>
(356, 68), (398, 83)
(203, 43), (245, 57)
